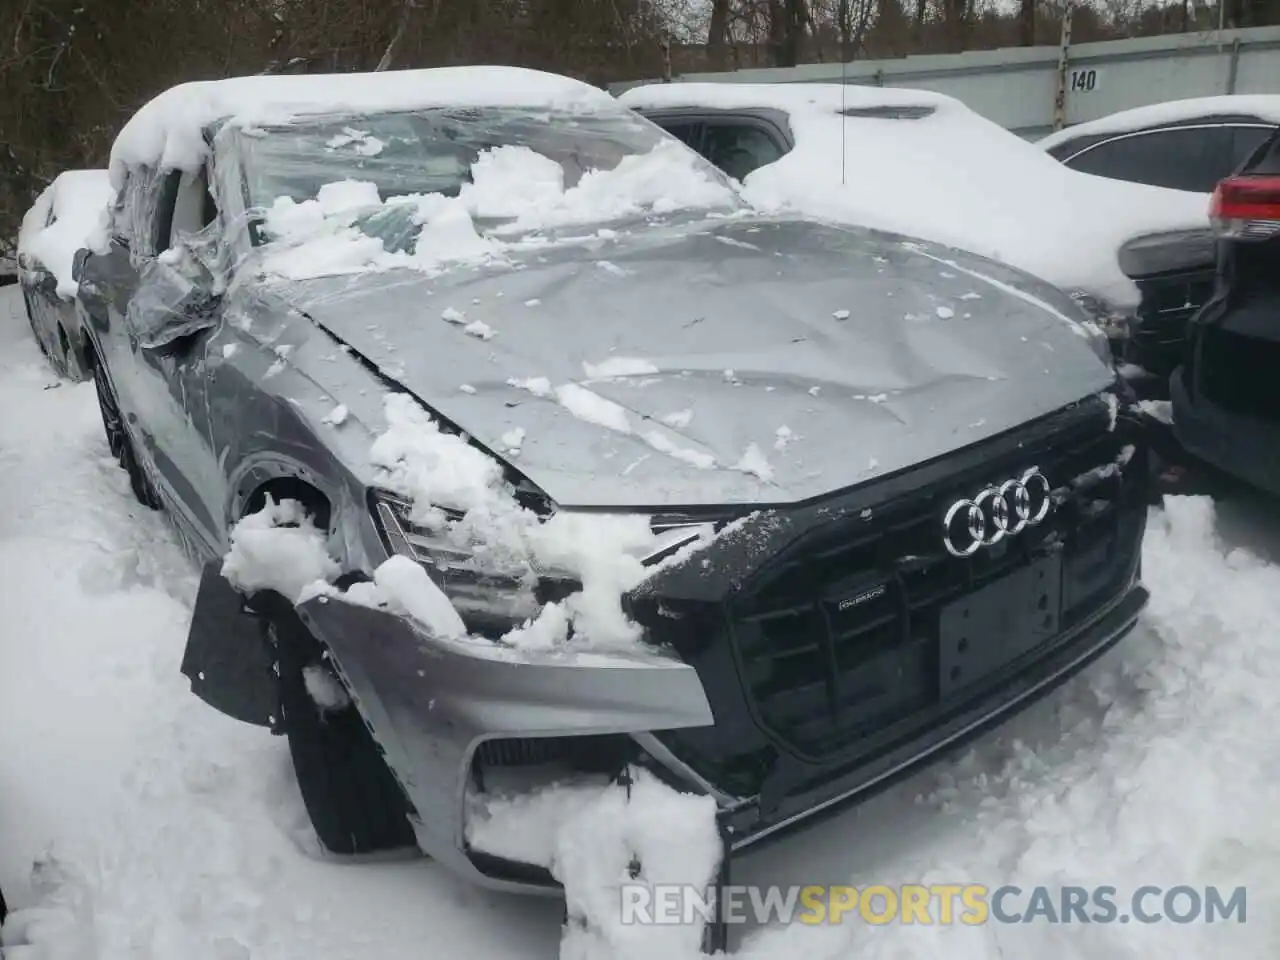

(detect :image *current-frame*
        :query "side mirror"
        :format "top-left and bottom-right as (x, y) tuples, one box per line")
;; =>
(130, 259), (222, 350)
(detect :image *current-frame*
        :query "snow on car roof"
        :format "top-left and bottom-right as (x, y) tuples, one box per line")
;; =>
(1037, 95), (1280, 151)
(619, 82), (1212, 309)
(17, 169), (114, 299)
(620, 80), (951, 114)
(109, 65), (614, 189)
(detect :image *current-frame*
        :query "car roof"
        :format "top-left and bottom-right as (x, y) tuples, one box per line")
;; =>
(1037, 95), (1280, 152)
(108, 65), (615, 190)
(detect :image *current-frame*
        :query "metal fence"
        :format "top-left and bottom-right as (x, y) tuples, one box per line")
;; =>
(610, 24), (1280, 139)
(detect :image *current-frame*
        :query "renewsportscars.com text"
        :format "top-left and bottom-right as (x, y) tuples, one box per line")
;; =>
(620, 883), (1248, 926)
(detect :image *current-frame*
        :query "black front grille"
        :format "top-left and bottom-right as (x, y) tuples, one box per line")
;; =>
(725, 414), (1142, 761)
(1131, 267), (1216, 377)
(1199, 327), (1280, 421)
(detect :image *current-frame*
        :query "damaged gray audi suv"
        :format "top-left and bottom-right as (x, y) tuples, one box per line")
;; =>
(76, 65), (1149, 935)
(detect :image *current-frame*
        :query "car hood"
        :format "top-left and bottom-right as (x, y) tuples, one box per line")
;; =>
(283, 216), (1114, 509)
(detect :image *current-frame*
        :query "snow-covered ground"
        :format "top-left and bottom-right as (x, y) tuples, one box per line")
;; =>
(1, 280), (1278, 959)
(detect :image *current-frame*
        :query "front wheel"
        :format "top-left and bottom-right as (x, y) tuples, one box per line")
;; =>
(21, 287), (51, 360)
(92, 364), (161, 510)
(257, 591), (419, 856)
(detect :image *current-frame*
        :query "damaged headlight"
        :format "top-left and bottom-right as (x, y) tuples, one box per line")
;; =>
(370, 490), (549, 629)
(369, 490), (720, 634)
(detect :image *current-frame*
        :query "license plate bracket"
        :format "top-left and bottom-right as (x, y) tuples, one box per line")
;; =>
(938, 552), (1063, 699)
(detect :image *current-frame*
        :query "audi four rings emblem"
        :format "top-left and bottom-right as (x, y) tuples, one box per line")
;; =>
(941, 468), (1052, 557)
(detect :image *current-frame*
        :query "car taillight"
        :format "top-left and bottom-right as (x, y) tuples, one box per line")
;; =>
(1210, 175), (1280, 241)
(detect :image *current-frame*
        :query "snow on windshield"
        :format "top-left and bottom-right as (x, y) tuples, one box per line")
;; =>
(619, 83), (1213, 310)
(242, 107), (742, 281)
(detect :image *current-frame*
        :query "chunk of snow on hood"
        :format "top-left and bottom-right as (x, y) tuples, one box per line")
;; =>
(366, 393), (723, 652)
(936, 305), (955, 319)
(661, 408), (693, 429)
(552, 383), (632, 433)
(463, 319), (495, 340)
(459, 383), (477, 394)
(582, 357), (659, 379)
(500, 427), (526, 453)
(220, 496), (340, 602)
(832, 308), (851, 320)
(507, 376), (553, 398)
(321, 404), (349, 426)
(221, 343), (238, 359)
(18, 169), (114, 299)
(735, 442), (773, 482)
(441, 307), (467, 324)
(524, 298), (541, 307)
(641, 430), (716, 470)
(371, 392), (508, 518)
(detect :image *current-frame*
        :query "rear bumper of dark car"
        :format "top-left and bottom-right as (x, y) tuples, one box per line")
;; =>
(1171, 365), (1280, 496)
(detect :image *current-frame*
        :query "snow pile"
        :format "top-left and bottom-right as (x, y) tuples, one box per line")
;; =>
(466, 767), (723, 960)
(260, 184), (504, 281)
(1038, 94), (1280, 153)
(220, 494), (340, 602)
(505, 377), (733, 475)
(322, 391), (713, 654)
(256, 142), (737, 282)
(461, 141), (737, 234)
(619, 83), (1212, 309)
(17, 169), (114, 299)
(109, 65), (615, 189)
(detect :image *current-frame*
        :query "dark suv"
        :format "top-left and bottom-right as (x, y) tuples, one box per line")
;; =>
(1172, 128), (1280, 493)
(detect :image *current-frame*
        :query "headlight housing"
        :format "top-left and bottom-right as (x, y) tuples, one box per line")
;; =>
(369, 490), (723, 637)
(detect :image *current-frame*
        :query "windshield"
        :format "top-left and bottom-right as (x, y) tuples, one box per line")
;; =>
(233, 105), (745, 277)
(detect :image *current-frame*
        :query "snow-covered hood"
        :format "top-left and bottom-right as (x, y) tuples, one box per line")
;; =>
(285, 216), (1114, 509)
(618, 83), (1213, 311)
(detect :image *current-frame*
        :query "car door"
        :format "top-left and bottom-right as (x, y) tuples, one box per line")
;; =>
(123, 166), (226, 556)
(78, 168), (155, 415)
(1061, 125), (1237, 193)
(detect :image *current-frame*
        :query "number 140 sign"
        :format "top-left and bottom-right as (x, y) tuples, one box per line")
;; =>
(1069, 68), (1100, 93)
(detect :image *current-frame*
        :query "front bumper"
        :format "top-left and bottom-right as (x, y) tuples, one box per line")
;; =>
(296, 592), (714, 893)
(1171, 366), (1280, 496)
(299, 394), (1147, 896)
(297, 574), (1146, 893)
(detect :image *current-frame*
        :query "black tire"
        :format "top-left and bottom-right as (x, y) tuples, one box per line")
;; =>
(92, 363), (161, 510)
(259, 591), (418, 856)
(22, 287), (51, 360)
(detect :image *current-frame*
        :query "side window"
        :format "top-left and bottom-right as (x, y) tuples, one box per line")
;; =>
(1230, 125), (1277, 173)
(655, 121), (703, 151)
(1250, 129), (1280, 175)
(702, 122), (786, 182)
(115, 167), (166, 255)
(1065, 127), (1233, 193)
(168, 169), (218, 248)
